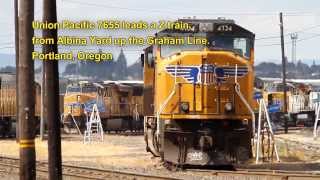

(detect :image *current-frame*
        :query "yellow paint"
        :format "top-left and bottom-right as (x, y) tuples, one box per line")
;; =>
(0, 84), (41, 118)
(63, 93), (96, 117)
(19, 144), (35, 148)
(63, 83), (144, 119)
(144, 48), (255, 120)
(19, 139), (35, 143)
(19, 139), (35, 148)
(263, 91), (292, 112)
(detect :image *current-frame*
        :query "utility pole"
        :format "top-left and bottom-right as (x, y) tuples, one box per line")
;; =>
(280, 12), (288, 134)
(18, 0), (36, 179)
(43, 0), (62, 179)
(40, 63), (45, 140)
(14, 0), (19, 142)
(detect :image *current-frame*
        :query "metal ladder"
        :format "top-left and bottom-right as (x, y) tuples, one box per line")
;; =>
(255, 98), (280, 163)
(84, 104), (104, 143)
(313, 102), (320, 139)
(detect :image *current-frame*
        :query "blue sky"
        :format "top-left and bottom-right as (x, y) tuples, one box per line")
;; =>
(0, 0), (320, 66)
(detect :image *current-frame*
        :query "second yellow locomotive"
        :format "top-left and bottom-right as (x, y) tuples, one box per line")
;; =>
(63, 81), (144, 133)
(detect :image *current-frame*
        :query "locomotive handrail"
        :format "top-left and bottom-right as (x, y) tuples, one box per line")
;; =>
(156, 64), (179, 138)
(235, 83), (255, 134)
(234, 64), (256, 140)
(132, 103), (140, 121)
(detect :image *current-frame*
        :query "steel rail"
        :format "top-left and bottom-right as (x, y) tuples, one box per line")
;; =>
(1, 156), (320, 180)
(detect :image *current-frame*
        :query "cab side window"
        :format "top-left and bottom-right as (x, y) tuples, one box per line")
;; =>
(145, 47), (154, 68)
(104, 87), (112, 97)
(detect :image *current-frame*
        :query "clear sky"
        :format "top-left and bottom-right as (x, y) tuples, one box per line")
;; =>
(0, 0), (319, 65)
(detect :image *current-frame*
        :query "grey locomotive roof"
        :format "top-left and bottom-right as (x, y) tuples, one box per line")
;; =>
(178, 18), (235, 24)
(156, 18), (255, 38)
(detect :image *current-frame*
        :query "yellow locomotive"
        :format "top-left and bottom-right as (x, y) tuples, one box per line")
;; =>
(263, 81), (314, 127)
(101, 81), (144, 132)
(0, 73), (41, 137)
(63, 81), (144, 133)
(142, 19), (255, 165)
(63, 81), (98, 132)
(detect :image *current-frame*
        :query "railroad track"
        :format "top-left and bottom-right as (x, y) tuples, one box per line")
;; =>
(1, 156), (320, 180)
(0, 156), (177, 180)
(189, 167), (320, 180)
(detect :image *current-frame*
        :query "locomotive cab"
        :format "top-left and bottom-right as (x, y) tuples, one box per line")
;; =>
(143, 19), (255, 166)
(63, 82), (100, 132)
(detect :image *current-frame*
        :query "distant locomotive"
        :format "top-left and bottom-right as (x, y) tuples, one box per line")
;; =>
(142, 19), (256, 165)
(0, 73), (41, 137)
(263, 82), (314, 127)
(63, 81), (144, 133)
(101, 81), (144, 132)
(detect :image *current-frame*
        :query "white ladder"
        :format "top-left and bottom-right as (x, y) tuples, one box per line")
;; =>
(313, 102), (320, 139)
(255, 98), (280, 164)
(133, 104), (139, 120)
(84, 104), (104, 143)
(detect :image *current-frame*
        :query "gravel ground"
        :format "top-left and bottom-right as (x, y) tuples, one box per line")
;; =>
(0, 130), (319, 179)
(275, 128), (320, 162)
(0, 133), (158, 169)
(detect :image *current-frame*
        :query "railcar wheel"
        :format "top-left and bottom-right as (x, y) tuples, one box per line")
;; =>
(63, 124), (72, 134)
(235, 146), (250, 163)
(63, 115), (74, 134)
(163, 161), (183, 171)
(78, 116), (87, 134)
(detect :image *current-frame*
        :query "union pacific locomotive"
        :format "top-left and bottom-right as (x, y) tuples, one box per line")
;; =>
(63, 81), (144, 133)
(142, 18), (255, 166)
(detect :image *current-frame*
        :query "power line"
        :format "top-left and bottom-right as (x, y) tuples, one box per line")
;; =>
(0, 42), (14, 46)
(297, 33), (320, 42)
(256, 33), (320, 47)
(256, 24), (320, 41)
(293, 24), (320, 34)
(256, 35), (280, 40)
(0, 46), (14, 50)
(64, 0), (313, 17)
(0, 33), (14, 38)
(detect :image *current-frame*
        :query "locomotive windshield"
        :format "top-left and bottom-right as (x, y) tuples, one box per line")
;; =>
(160, 35), (251, 59)
(158, 20), (254, 59)
(82, 86), (97, 93)
(208, 36), (251, 58)
(66, 86), (81, 93)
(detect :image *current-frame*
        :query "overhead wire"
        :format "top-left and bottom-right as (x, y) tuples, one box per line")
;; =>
(1, 0), (319, 54)
(63, 0), (315, 17)
(255, 23), (320, 46)
(256, 33), (320, 47)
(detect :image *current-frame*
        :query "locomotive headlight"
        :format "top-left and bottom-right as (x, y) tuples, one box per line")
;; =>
(242, 119), (249, 125)
(180, 102), (189, 113)
(224, 102), (233, 112)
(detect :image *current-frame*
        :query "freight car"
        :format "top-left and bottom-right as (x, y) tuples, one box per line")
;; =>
(142, 18), (256, 166)
(0, 73), (41, 137)
(62, 81), (144, 133)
